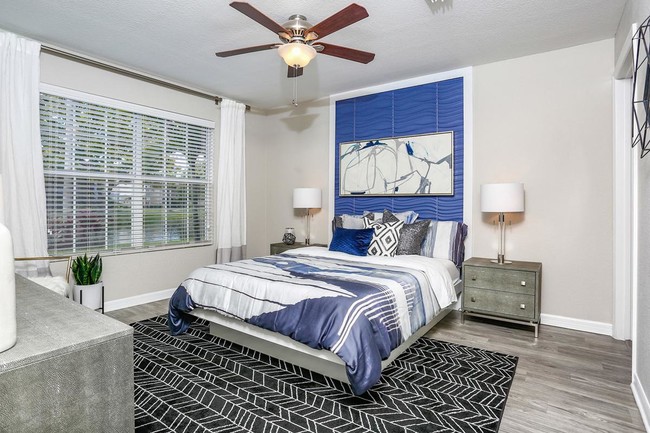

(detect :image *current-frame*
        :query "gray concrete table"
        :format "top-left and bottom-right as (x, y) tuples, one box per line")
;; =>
(0, 275), (134, 432)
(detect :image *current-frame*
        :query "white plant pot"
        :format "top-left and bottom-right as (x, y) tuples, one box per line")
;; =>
(73, 282), (103, 311)
(0, 222), (16, 353)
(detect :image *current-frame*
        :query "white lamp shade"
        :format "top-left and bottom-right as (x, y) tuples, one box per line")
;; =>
(481, 183), (525, 213)
(293, 188), (321, 209)
(278, 43), (317, 68)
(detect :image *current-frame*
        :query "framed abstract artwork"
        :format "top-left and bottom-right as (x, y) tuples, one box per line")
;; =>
(633, 15), (650, 158)
(339, 131), (454, 196)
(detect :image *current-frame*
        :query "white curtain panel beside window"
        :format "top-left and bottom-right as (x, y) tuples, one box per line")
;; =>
(0, 32), (48, 264)
(216, 99), (246, 263)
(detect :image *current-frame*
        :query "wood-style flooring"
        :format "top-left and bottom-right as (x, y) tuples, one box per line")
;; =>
(108, 301), (647, 433)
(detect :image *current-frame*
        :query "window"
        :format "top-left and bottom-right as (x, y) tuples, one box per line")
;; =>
(40, 86), (214, 255)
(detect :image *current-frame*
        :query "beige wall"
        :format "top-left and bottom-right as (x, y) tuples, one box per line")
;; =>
(254, 39), (616, 326)
(244, 110), (271, 259)
(39, 53), (331, 303)
(40, 39), (619, 331)
(40, 53), (221, 302)
(617, 0), (650, 425)
(472, 39), (614, 324)
(636, 140), (650, 425)
(245, 100), (331, 258)
(253, 40), (616, 327)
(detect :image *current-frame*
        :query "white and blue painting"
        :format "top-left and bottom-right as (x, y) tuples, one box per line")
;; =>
(339, 131), (454, 196)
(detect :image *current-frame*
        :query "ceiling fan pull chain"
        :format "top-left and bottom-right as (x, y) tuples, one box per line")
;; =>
(292, 72), (299, 107)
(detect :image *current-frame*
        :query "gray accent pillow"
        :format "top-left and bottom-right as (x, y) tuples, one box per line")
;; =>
(382, 209), (419, 224)
(332, 216), (343, 234)
(341, 213), (372, 229)
(382, 210), (400, 223)
(397, 219), (431, 255)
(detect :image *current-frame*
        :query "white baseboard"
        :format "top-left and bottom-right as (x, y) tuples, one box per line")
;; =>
(104, 287), (175, 312)
(540, 313), (612, 336)
(632, 373), (650, 431)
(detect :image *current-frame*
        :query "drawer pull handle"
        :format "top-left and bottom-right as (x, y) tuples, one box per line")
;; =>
(520, 281), (526, 286)
(471, 276), (477, 281)
(471, 297), (476, 302)
(520, 303), (526, 309)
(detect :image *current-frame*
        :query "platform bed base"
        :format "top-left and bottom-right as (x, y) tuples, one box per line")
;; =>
(191, 302), (458, 385)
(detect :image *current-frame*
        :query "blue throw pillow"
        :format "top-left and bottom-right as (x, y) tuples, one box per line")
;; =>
(329, 227), (374, 256)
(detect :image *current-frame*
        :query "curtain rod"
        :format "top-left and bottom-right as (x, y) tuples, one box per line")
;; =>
(41, 45), (251, 111)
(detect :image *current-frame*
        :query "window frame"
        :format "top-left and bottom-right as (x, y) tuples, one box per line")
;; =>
(40, 83), (215, 256)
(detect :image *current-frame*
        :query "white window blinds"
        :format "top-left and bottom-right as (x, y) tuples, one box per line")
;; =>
(40, 91), (213, 255)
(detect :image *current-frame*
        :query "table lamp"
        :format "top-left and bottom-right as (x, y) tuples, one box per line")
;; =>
(293, 188), (321, 245)
(481, 183), (525, 264)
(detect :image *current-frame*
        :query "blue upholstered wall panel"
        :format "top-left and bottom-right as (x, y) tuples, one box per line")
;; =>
(334, 77), (464, 221)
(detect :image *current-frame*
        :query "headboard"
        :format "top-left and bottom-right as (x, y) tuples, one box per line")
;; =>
(334, 77), (465, 222)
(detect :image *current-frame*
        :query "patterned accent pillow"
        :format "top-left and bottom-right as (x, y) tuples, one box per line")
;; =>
(362, 214), (376, 228)
(396, 220), (431, 255)
(363, 216), (404, 256)
(420, 220), (469, 267)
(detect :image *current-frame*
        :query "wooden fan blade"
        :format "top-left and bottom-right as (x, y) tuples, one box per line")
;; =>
(216, 43), (278, 57)
(230, 2), (289, 37)
(306, 4), (369, 40)
(317, 42), (375, 64)
(287, 66), (303, 78)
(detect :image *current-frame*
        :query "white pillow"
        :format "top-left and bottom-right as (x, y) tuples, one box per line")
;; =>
(29, 276), (71, 297)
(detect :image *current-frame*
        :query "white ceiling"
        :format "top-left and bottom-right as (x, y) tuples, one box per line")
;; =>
(0, 0), (627, 109)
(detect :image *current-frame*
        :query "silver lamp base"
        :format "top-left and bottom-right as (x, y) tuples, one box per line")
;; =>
(304, 209), (312, 245)
(490, 254), (512, 265)
(492, 215), (514, 264)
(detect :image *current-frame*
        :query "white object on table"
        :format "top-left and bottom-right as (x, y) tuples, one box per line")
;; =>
(0, 221), (16, 352)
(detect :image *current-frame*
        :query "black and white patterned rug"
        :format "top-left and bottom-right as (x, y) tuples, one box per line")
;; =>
(132, 316), (517, 433)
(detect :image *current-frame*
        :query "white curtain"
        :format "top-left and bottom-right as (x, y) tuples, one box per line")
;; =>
(0, 32), (48, 264)
(216, 98), (246, 263)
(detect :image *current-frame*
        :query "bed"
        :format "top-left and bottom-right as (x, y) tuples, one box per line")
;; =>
(168, 245), (462, 395)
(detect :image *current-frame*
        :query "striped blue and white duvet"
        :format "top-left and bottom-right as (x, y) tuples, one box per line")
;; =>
(168, 247), (457, 395)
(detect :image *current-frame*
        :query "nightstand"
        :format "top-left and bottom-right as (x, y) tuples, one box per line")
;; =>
(462, 257), (542, 337)
(270, 242), (327, 255)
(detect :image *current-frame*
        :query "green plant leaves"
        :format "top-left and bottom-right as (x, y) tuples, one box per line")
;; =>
(72, 253), (103, 285)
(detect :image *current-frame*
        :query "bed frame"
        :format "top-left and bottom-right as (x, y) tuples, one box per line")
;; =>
(190, 280), (463, 384)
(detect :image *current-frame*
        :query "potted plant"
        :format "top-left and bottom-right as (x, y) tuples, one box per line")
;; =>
(71, 253), (103, 311)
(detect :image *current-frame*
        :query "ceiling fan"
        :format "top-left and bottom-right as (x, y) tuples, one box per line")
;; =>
(216, 2), (375, 78)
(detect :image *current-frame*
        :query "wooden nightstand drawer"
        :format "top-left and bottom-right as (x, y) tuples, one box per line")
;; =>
(464, 287), (536, 320)
(462, 257), (542, 337)
(270, 242), (327, 255)
(464, 266), (536, 295)
(270, 243), (300, 254)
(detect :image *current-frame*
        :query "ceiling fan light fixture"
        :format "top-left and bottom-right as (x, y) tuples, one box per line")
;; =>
(278, 42), (316, 68)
